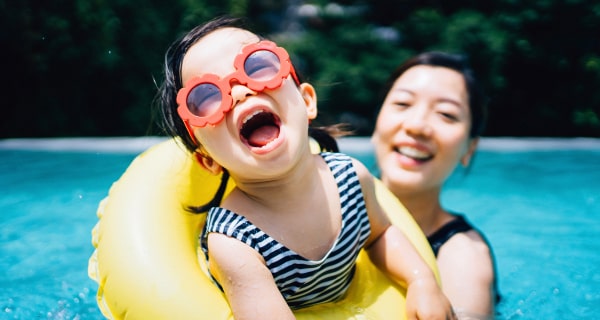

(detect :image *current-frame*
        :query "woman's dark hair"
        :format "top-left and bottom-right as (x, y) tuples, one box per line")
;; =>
(155, 15), (343, 154)
(379, 52), (488, 137)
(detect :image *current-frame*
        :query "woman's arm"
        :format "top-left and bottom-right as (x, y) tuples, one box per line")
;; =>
(437, 232), (496, 318)
(207, 232), (295, 320)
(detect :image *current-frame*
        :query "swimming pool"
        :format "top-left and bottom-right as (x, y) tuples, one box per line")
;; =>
(1, 137), (599, 319)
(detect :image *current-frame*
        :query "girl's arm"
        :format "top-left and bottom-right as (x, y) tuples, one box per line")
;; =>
(207, 232), (295, 320)
(352, 159), (455, 320)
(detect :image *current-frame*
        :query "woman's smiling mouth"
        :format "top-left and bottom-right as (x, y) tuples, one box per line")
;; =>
(394, 146), (433, 161)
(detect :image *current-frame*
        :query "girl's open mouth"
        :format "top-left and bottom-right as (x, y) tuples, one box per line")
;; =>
(240, 110), (282, 149)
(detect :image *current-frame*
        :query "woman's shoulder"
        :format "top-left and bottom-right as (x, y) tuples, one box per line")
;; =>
(442, 229), (492, 259)
(437, 227), (495, 282)
(437, 215), (492, 259)
(436, 227), (497, 315)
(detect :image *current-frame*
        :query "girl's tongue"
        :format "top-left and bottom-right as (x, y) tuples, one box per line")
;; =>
(247, 125), (280, 147)
(240, 111), (281, 148)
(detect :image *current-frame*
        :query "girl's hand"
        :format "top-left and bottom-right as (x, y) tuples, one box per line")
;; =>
(405, 277), (456, 320)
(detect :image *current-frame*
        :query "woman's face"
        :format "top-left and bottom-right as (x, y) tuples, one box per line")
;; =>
(372, 65), (477, 196)
(180, 27), (317, 179)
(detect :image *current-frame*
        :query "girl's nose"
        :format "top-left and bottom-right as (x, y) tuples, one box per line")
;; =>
(230, 84), (257, 108)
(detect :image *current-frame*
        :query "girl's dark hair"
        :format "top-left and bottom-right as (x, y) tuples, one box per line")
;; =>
(154, 16), (344, 213)
(155, 16), (249, 153)
(380, 52), (488, 137)
(155, 15), (342, 154)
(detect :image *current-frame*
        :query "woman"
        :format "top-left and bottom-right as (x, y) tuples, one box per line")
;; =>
(371, 52), (499, 319)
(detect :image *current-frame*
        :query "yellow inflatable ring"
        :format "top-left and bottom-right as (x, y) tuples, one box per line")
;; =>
(88, 138), (439, 319)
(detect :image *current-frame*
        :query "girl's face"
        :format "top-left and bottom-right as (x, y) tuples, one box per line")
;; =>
(180, 28), (317, 179)
(371, 65), (478, 196)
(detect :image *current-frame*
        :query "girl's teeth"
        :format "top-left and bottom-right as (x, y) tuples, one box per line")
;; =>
(243, 110), (262, 124)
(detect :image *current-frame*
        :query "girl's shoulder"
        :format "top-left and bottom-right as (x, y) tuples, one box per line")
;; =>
(319, 152), (370, 174)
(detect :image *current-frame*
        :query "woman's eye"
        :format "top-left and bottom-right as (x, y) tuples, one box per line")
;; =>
(440, 112), (459, 121)
(436, 100), (463, 122)
(437, 107), (463, 121)
(392, 101), (410, 108)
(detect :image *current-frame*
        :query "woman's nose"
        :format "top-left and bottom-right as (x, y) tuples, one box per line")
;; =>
(402, 107), (432, 137)
(230, 83), (257, 107)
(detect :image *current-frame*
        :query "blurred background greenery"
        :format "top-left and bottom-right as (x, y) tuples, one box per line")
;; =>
(2, 0), (599, 138)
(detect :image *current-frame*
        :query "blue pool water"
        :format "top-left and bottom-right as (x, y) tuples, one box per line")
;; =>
(1, 137), (599, 319)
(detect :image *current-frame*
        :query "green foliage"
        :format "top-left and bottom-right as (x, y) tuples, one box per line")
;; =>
(2, 0), (598, 138)
(282, 0), (600, 136)
(279, 18), (411, 131)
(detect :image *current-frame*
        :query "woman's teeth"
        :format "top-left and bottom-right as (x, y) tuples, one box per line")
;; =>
(397, 146), (432, 160)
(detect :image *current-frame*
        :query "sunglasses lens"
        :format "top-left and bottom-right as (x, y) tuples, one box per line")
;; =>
(244, 50), (281, 82)
(187, 83), (223, 117)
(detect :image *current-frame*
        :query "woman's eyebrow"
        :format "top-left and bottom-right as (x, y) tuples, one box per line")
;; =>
(390, 87), (413, 95)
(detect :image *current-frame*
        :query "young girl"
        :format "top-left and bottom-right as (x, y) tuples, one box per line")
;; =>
(157, 16), (454, 320)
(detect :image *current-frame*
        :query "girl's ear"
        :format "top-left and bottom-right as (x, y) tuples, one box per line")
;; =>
(194, 152), (223, 175)
(461, 137), (479, 167)
(299, 83), (318, 120)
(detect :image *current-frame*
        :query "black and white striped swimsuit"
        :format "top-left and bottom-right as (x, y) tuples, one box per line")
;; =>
(200, 152), (371, 309)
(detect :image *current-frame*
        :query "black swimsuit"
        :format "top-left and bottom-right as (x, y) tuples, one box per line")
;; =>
(427, 214), (473, 257)
(426, 214), (501, 305)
